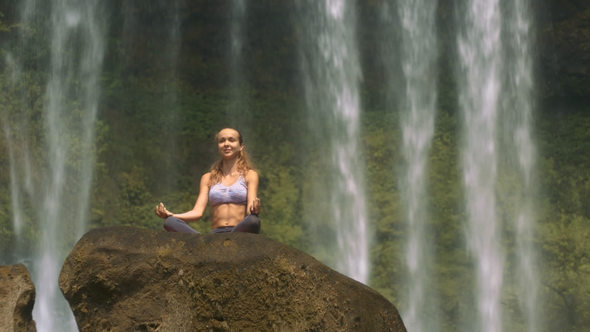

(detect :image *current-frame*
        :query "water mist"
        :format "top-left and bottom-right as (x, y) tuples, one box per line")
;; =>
(296, 0), (369, 283)
(456, 0), (539, 330)
(457, 0), (504, 330)
(385, 0), (440, 330)
(503, 1), (539, 330)
(228, 0), (251, 133)
(3, 1), (107, 330)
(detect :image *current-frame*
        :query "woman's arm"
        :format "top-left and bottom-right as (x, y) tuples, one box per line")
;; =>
(155, 173), (211, 221)
(246, 170), (260, 215)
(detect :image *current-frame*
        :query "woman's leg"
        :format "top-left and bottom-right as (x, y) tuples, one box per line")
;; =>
(163, 216), (200, 234)
(232, 214), (261, 234)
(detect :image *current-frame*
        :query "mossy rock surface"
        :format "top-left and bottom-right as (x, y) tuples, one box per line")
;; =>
(0, 264), (36, 332)
(59, 226), (406, 332)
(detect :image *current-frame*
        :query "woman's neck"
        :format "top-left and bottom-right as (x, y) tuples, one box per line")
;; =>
(221, 157), (239, 176)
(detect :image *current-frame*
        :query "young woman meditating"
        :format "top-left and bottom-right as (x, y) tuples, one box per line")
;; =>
(155, 128), (260, 234)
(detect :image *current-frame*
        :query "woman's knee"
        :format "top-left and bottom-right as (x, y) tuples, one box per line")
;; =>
(163, 217), (176, 232)
(163, 216), (178, 231)
(164, 216), (199, 234)
(233, 214), (261, 234)
(244, 214), (261, 228)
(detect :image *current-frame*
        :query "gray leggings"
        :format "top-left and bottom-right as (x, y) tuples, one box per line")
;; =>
(163, 215), (260, 234)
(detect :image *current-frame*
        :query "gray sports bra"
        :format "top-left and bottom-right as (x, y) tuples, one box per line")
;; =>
(208, 176), (247, 206)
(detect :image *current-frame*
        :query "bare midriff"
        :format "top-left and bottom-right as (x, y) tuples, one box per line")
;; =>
(210, 203), (247, 229)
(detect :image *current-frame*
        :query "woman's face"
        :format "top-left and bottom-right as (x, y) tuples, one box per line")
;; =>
(217, 128), (242, 159)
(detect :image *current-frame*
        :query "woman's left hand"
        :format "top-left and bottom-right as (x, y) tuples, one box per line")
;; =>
(155, 202), (172, 219)
(249, 197), (260, 216)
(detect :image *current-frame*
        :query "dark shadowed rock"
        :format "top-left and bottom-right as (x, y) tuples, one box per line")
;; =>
(59, 226), (406, 331)
(0, 264), (37, 332)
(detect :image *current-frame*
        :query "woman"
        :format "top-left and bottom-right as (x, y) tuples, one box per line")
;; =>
(155, 128), (261, 234)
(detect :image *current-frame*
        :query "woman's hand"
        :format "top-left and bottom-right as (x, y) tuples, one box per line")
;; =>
(155, 202), (172, 219)
(249, 197), (260, 216)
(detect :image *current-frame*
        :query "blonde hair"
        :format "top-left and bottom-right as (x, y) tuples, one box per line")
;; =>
(208, 128), (254, 186)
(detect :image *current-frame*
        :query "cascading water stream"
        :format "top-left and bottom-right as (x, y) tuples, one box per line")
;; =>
(503, 1), (539, 330)
(3, 2), (185, 329)
(393, 0), (439, 331)
(297, 0), (369, 283)
(456, 0), (503, 331)
(0, 2), (543, 330)
(228, 0), (250, 131)
(4, 125), (29, 245)
(456, 0), (539, 330)
(36, 1), (106, 330)
(3, 1), (107, 330)
(2, 0), (39, 256)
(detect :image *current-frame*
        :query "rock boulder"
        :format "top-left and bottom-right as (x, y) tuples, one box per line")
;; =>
(0, 264), (37, 332)
(59, 226), (406, 331)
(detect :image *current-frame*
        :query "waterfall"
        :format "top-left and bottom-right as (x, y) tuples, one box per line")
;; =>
(457, 0), (504, 330)
(34, 0), (105, 329)
(389, 0), (440, 330)
(3, 0), (107, 330)
(503, 0), (539, 330)
(228, 0), (250, 131)
(0, 2), (543, 330)
(2, 0), (40, 257)
(297, 0), (369, 283)
(3, 124), (31, 247)
(456, 0), (538, 331)
(2, 2), (185, 329)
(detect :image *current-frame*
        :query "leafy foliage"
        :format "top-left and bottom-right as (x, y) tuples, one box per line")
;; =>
(0, 2), (589, 331)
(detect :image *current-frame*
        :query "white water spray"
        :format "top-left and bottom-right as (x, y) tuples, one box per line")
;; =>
(36, 1), (106, 330)
(456, 0), (504, 331)
(457, 0), (539, 330)
(228, 0), (249, 129)
(297, 0), (369, 283)
(4, 126), (27, 242)
(503, 0), (539, 330)
(3, 0), (106, 330)
(2, 1), (38, 251)
(392, 0), (439, 330)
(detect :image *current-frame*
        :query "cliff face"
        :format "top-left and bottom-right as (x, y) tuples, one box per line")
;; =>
(0, 264), (37, 332)
(59, 226), (406, 332)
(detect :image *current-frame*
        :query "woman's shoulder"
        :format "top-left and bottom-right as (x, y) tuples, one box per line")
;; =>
(244, 169), (258, 181)
(200, 172), (212, 184)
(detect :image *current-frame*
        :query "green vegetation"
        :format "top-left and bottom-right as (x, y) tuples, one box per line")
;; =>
(0, 2), (589, 331)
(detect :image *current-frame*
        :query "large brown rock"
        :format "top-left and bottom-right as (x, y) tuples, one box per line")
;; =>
(0, 264), (37, 332)
(59, 226), (406, 331)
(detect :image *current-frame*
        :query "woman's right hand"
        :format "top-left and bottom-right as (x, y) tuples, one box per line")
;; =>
(155, 202), (172, 219)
